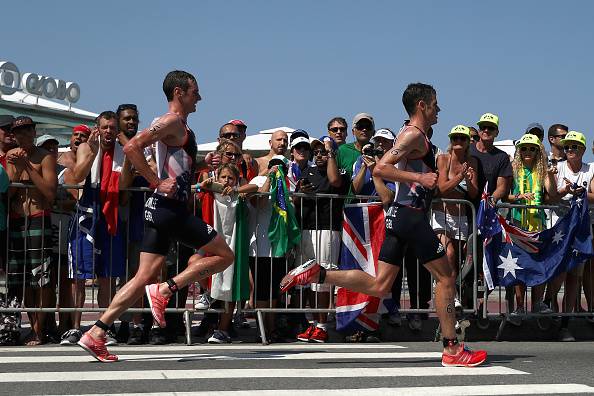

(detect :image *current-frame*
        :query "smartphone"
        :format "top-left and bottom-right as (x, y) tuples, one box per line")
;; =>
(206, 181), (225, 193)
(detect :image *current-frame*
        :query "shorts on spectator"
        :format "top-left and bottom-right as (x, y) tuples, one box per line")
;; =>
(295, 229), (340, 292)
(431, 210), (468, 241)
(7, 215), (53, 288)
(249, 256), (287, 301)
(68, 217), (125, 280)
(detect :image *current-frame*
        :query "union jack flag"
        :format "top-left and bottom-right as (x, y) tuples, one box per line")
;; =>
(336, 203), (397, 332)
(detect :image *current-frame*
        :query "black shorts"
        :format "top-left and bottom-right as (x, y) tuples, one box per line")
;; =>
(141, 194), (217, 256)
(378, 205), (445, 266)
(249, 257), (287, 301)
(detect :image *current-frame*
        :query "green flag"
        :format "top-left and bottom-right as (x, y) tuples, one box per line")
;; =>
(268, 168), (301, 257)
(232, 197), (250, 301)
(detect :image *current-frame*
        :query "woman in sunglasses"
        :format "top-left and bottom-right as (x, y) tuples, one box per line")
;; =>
(432, 125), (478, 309)
(506, 133), (560, 323)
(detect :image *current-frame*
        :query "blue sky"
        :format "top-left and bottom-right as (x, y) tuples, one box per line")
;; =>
(5, 1), (594, 162)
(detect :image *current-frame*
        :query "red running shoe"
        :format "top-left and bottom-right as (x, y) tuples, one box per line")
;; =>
(145, 283), (170, 328)
(280, 260), (320, 293)
(309, 327), (329, 343)
(441, 343), (487, 367)
(296, 325), (316, 342)
(77, 332), (118, 363)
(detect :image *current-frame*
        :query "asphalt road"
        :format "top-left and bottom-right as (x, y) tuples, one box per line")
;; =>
(0, 341), (593, 395)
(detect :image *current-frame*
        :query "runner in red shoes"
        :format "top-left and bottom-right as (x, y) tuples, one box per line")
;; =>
(281, 83), (487, 367)
(77, 70), (234, 362)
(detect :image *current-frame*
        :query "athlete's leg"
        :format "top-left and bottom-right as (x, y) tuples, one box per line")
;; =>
(157, 235), (234, 298)
(323, 261), (400, 298)
(88, 252), (164, 339)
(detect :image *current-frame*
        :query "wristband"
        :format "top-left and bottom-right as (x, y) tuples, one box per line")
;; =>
(195, 183), (201, 193)
(318, 267), (327, 284)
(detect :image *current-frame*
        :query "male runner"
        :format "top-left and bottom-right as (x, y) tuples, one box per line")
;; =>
(281, 83), (487, 367)
(77, 70), (234, 362)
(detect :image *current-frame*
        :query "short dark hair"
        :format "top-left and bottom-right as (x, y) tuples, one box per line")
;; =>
(96, 111), (118, 125)
(327, 117), (347, 130)
(402, 82), (436, 116)
(163, 70), (197, 102)
(547, 123), (568, 137)
(116, 104), (138, 117)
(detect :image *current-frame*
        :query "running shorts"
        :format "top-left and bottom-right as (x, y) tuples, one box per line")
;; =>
(141, 194), (217, 256)
(378, 205), (446, 266)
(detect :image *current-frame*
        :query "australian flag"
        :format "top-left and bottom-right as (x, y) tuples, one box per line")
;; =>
(478, 186), (594, 290)
(336, 203), (397, 332)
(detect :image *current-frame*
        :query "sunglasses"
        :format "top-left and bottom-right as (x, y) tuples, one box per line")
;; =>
(293, 143), (310, 151)
(563, 144), (582, 152)
(520, 146), (538, 152)
(480, 125), (497, 132)
(224, 151), (241, 159)
(553, 134), (567, 139)
(221, 132), (240, 139)
(471, 135), (480, 142)
(117, 103), (138, 113)
(355, 122), (373, 131)
(329, 126), (347, 133)
(450, 135), (469, 142)
(313, 149), (329, 156)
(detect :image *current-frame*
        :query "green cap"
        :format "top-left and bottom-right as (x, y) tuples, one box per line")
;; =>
(515, 133), (541, 147)
(477, 113), (499, 128)
(448, 125), (471, 138)
(560, 131), (586, 147)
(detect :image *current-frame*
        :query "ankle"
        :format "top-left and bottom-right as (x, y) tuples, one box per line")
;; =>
(158, 283), (173, 298)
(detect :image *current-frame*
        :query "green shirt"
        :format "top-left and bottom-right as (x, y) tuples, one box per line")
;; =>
(336, 142), (361, 179)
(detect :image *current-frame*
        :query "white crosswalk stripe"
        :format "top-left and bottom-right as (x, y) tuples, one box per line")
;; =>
(0, 344), (592, 395)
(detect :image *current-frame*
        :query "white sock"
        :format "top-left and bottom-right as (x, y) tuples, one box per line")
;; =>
(316, 322), (328, 331)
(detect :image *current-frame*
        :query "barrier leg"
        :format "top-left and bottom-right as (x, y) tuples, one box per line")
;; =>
(256, 310), (268, 345)
(184, 310), (192, 345)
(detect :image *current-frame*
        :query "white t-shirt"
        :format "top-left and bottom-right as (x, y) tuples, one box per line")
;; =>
(551, 161), (594, 225)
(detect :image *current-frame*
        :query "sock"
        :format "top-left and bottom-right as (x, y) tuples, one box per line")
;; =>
(316, 322), (328, 331)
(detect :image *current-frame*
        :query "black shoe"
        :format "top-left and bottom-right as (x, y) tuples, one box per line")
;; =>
(116, 322), (130, 343)
(127, 326), (147, 345)
(150, 327), (168, 345)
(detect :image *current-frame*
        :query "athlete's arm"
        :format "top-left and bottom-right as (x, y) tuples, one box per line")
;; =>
(373, 129), (437, 189)
(123, 114), (182, 188)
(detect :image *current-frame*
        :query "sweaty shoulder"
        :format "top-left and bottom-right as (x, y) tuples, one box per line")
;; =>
(395, 126), (427, 155)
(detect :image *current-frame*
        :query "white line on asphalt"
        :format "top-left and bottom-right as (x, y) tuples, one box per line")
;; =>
(0, 343), (406, 353)
(0, 351), (444, 364)
(60, 384), (594, 395)
(0, 366), (527, 382)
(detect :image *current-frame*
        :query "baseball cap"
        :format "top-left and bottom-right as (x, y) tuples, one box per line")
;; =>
(36, 134), (59, 147)
(515, 133), (541, 147)
(73, 124), (91, 135)
(352, 113), (375, 129)
(0, 115), (15, 129)
(560, 131), (586, 147)
(290, 129), (310, 149)
(11, 116), (36, 131)
(448, 125), (471, 139)
(228, 119), (247, 128)
(268, 154), (289, 174)
(477, 113), (499, 128)
(310, 135), (338, 152)
(371, 128), (395, 143)
(525, 122), (544, 136)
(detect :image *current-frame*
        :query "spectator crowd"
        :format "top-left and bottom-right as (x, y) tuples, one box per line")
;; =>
(0, 96), (593, 346)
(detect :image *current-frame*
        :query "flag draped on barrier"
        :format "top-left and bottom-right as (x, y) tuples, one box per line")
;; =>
(336, 203), (397, 332)
(478, 188), (593, 290)
(268, 168), (300, 256)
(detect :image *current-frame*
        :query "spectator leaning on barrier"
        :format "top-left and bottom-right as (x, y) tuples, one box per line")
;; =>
(506, 133), (560, 325)
(0, 115), (17, 169)
(66, 111), (134, 346)
(352, 128), (396, 206)
(336, 113), (374, 179)
(547, 131), (594, 341)
(5, 116), (57, 346)
(287, 129), (312, 192)
(547, 123), (568, 165)
(256, 130), (288, 175)
(293, 136), (348, 343)
(327, 117), (348, 147)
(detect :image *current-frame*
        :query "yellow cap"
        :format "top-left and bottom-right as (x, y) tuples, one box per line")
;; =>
(560, 131), (586, 147)
(477, 112), (499, 128)
(448, 125), (471, 138)
(515, 133), (541, 147)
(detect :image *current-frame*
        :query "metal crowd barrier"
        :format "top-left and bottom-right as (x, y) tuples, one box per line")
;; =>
(2, 182), (591, 345)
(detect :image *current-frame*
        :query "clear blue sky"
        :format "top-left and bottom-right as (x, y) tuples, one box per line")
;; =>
(6, 1), (594, 162)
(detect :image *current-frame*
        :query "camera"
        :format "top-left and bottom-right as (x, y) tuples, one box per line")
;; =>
(362, 144), (383, 157)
